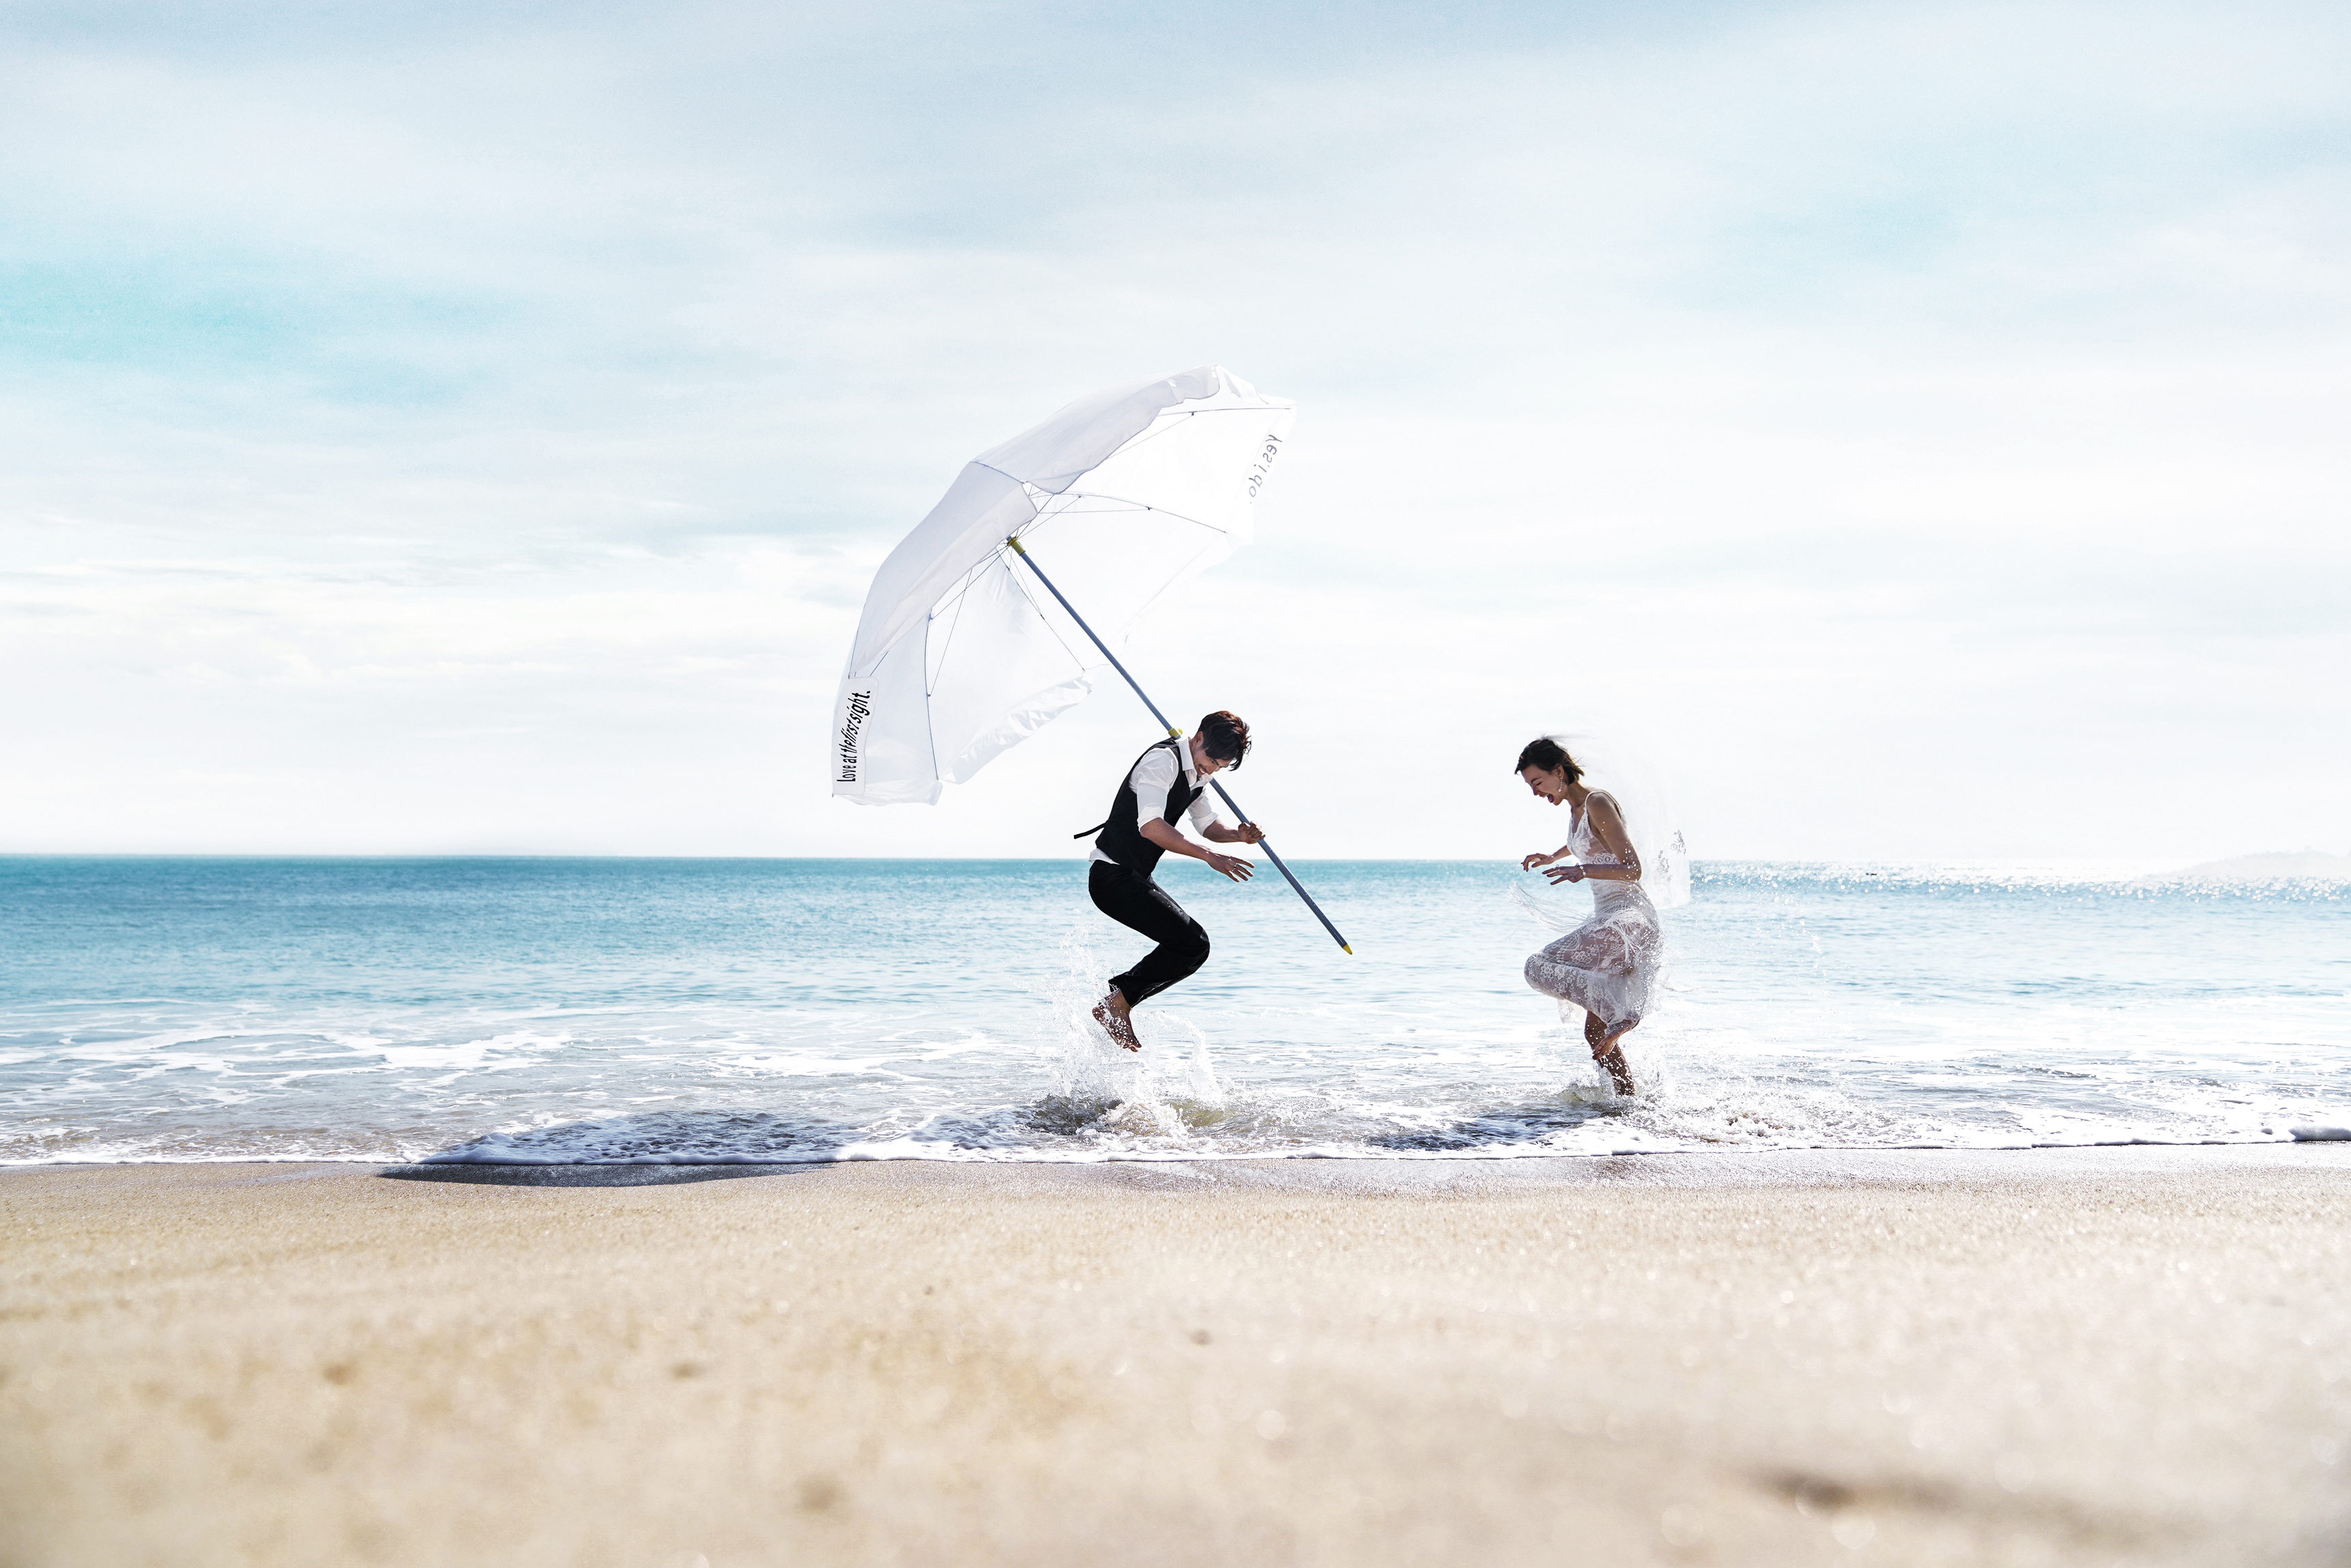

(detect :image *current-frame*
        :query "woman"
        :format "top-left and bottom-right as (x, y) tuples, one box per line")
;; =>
(1515, 736), (1665, 1096)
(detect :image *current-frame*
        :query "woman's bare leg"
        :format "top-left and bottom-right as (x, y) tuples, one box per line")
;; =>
(1586, 1011), (1636, 1095)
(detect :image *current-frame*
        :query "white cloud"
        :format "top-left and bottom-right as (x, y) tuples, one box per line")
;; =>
(2, 0), (2345, 858)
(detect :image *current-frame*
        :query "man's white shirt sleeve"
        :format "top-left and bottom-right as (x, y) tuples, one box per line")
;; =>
(1129, 748), (1221, 834)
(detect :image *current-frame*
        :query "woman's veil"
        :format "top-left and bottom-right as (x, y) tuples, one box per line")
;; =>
(1534, 731), (1690, 910)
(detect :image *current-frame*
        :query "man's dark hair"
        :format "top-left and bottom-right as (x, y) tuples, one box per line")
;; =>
(1198, 711), (1252, 767)
(1514, 736), (1581, 783)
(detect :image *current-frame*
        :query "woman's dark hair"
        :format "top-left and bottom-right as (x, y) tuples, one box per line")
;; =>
(1514, 736), (1581, 784)
(1198, 710), (1252, 767)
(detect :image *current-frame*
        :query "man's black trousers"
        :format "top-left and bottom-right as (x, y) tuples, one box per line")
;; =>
(1088, 860), (1210, 1006)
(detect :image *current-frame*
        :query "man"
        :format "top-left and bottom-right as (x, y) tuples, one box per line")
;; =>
(1080, 710), (1265, 1051)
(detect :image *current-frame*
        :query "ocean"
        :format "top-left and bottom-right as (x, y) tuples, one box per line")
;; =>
(3, 856), (2345, 1165)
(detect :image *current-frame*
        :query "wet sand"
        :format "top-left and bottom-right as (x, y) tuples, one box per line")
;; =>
(3, 1146), (2346, 1567)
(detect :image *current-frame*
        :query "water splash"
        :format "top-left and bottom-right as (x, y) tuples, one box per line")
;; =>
(3, 858), (2344, 1165)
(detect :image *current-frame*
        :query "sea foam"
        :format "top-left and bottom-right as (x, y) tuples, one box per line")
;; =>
(3, 857), (2343, 1165)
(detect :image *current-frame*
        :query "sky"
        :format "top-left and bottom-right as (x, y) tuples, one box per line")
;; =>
(3, 0), (2346, 862)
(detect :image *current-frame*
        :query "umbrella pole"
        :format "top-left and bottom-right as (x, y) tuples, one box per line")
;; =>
(1005, 536), (1354, 956)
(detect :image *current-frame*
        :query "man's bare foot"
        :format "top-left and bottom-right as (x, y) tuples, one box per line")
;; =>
(1092, 989), (1140, 1052)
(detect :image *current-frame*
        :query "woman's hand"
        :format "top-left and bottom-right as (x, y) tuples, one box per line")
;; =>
(1542, 862), (1586, 885)
(1520, 850), (1559, 871)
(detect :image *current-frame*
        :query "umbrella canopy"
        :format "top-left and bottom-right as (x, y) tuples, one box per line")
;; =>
(831, 366), (1294, 805)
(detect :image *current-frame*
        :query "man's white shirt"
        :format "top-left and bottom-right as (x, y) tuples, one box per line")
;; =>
(1088, 744), (1223, 866)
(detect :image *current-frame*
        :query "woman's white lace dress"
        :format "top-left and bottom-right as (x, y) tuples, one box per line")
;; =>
(1523, 791), (1664, 1029)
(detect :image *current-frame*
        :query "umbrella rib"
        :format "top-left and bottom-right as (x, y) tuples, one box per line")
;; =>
(978, 409), (1265, 540)
(915, 534), (1082, 654)
(925, 560), (975, 697)
(1094, 409), (1196, 459)
(916, 551), (1005, 665)
(918, 547), (1095, 698)
(1104, 406), (1275, 456)
(1030, 489), (1226, 536)
(996, 547), (1097, 671)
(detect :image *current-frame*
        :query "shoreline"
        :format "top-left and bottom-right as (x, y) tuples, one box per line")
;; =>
(8, 1133), (2348, 1176)
(6, 1146), (2346, 1566)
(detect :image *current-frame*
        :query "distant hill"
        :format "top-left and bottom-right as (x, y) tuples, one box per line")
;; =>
(2170, 851), (2351, 882)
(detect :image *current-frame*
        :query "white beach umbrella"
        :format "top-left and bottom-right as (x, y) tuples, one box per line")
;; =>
(830, 365), (1293, 806)
(830, 365), (1351, 952)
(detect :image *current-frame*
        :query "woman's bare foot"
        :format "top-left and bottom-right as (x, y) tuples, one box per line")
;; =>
(1585, 1013), (1637, 1094)
(1092, 989), (1140, 1052)
(1596, 1043), (1636, 1096)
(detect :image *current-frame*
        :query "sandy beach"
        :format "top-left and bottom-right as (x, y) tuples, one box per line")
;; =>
(4, 1146), (2346, 1567)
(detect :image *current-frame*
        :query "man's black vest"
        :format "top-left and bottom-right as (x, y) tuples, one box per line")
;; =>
(1084, 738), (1202, 877)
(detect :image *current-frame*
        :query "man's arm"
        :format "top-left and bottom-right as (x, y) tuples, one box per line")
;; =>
(1175, 770), (1263, 854)
(1140, 819), (1255, 882)
(1129, 748), (1180, 826)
